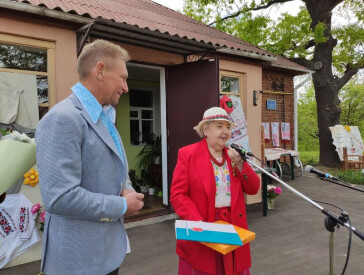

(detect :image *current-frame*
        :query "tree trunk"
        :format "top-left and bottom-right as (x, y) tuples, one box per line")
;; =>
(313, 75), (341, 167)
(306, 0), (343, 167)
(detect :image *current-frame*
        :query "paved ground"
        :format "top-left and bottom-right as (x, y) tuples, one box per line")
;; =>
(2, 172), (364, 275)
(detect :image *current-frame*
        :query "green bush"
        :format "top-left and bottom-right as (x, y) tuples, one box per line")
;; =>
(299, 151), (319, 165)
(337, 170), (364, 185)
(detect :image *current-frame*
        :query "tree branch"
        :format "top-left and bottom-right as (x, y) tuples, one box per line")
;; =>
(337, 63), (364, 90)
(288, 57), (313, 70)
(209, 0), (294, 26)
(304, 40), (316, 50)
(250, 0), (295, 11)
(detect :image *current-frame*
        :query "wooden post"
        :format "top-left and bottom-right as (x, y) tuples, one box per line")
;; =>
(343, 147), (348, 170)
(261, 125), (265, 162)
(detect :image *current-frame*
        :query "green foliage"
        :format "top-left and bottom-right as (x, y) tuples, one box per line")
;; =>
(297, 87), (319, 151)
(339, 81), (364, 137)
(299, 151), (320, 165)
(266, 9), (313, 57)
(337, 170), (364, 185)
(313, 22), (328, 44)
(183, 0), (364, 72)
(128, 169), (143, 189)
(333, 25), (364, 73)
(0, 129), (11, 136)
(135, 134), (162, 187)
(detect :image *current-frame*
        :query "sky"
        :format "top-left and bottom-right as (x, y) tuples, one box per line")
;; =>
(152, 0), (184, 11)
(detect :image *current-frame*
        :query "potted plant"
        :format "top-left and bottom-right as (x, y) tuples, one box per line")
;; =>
(128, 169), (141, 192)
(267, 185), (282, 209)
(136, 134), (162, 195)
(139, 169), (151, 194)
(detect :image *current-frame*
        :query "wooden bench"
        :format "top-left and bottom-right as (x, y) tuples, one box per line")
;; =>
(342, 147), (364, 171)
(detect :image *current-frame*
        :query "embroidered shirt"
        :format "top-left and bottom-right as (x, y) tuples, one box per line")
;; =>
(71, 82), (127, 215)
(71, 82), (124, 164)
(211, 159), (231, 208)
(0, 194), (40, 268)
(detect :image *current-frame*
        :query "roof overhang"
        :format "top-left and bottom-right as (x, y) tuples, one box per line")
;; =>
(0, 0), (92, 24)
(90, 19), (217, 56)
(216, 48), (277, 62)
(270, 63), (311, 75)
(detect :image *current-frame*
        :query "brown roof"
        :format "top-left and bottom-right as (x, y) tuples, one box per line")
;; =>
(11, 0), (309, 72)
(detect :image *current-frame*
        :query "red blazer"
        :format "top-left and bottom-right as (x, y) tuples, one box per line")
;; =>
(170, 139), (260, 274)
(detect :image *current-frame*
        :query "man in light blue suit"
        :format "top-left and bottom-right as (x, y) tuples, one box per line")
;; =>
(36, 40), (144, 275)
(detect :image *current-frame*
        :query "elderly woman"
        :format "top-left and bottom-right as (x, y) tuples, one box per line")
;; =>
(170, 107), (260, 275)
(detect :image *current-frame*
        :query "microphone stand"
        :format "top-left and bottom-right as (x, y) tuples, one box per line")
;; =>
(241, 154), (364, 275)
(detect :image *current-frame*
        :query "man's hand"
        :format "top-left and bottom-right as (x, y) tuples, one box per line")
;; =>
(124, 192), (144, 216)
(121, 189), (135, 196)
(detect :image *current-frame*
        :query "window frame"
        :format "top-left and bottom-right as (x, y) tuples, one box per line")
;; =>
(0, 33), (56, 109)
(129, 90), (155, 145)
(219, 71), (243, 98)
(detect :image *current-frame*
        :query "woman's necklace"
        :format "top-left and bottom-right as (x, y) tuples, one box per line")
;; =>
(209, 151), (226, 167)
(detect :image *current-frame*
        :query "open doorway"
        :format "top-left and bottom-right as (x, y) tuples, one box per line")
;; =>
(115, 63), (168, 220)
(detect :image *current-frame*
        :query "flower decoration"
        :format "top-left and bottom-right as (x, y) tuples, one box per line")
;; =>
(344, 125), (351, 132)
(0, 130), (36, 196)
(23, 168), (39, 187)
(1, 130), (35, 145)
(31, 203), (41, 214)
(219, 95), (234, 114)
(32, 203), (45, 231)
(267, 185), (282, 200)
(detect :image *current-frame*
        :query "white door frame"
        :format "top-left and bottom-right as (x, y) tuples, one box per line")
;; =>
(127, 63), (168, 205)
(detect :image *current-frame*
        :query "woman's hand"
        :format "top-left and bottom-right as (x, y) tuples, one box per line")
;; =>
(227, 146), (244, 172)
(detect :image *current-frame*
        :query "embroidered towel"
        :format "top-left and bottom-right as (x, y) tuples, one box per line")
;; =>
(271, 122), (280, 147)
(262, 122), (270, 141)
(281, 122), (290, 142)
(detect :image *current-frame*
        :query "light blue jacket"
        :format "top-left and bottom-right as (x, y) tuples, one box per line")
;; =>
(36, 93), (133, 274)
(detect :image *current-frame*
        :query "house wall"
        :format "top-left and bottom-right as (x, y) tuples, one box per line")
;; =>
(220, 60), (263, 204)
(262, 71), (295, 150)
(0, 17), (78, 268)
(0, 17), (78, 102)
(118, 42), (184, 65)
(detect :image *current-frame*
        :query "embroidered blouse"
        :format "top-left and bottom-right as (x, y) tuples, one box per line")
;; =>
(0, 194), (40, 268)
(211, 159), (231, 208)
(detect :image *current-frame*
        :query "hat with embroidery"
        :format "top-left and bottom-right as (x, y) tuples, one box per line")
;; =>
(193, 107), (237, 137)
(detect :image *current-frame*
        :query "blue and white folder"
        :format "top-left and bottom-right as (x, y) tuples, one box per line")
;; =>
(175, 220), (242, 245)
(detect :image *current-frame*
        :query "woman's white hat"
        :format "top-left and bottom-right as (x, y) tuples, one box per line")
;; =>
(193, 107), (237, 137)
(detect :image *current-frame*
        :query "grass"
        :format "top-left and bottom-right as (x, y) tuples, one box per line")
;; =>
(337, 170), (364, 185)
(299, 151), (320, 165)
(300, 150), (364, 185)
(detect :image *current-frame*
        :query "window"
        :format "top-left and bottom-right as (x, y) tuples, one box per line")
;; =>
(0, 34), (55, 120)
(130, 90), (154, 145)
(221, 76), (239, 94)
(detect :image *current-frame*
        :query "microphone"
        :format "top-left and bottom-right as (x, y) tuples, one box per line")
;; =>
(305, 165), (340, 181)
(230, 143), (254, 159)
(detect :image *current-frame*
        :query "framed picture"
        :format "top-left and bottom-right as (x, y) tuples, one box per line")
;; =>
(266, 99), (277, 110)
